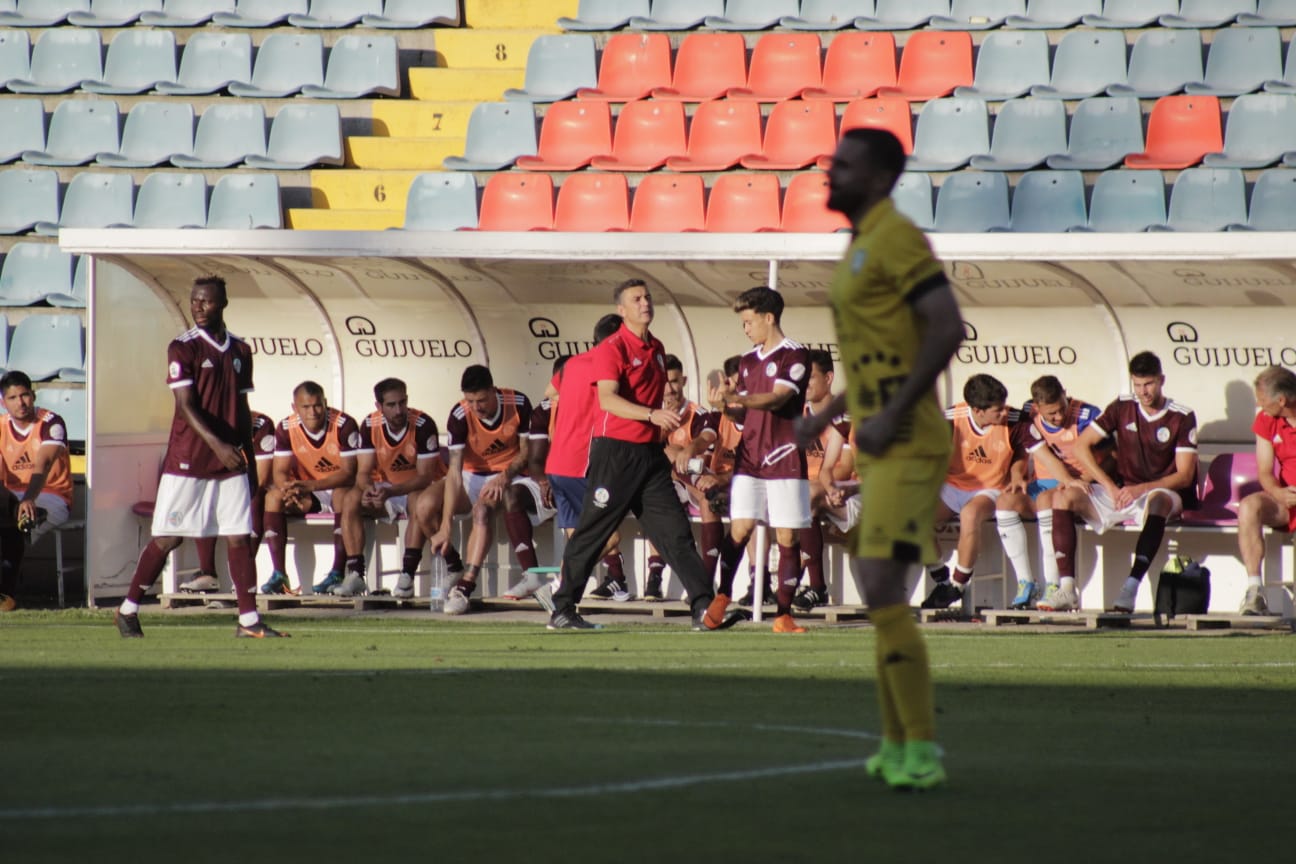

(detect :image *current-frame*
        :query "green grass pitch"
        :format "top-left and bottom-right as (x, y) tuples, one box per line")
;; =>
(2, 611), (1292, 864)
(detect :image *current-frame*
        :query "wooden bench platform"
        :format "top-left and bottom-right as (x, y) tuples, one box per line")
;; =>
(1179, 613), (1294, 632)
(981, 609), (1153, 629)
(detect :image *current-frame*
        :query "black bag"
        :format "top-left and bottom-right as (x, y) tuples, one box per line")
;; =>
(1154, 556), (1211, 620)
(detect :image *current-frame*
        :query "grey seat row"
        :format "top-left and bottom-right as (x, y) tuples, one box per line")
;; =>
(0, 312), (84, 383)
(0, 0), (456, 28)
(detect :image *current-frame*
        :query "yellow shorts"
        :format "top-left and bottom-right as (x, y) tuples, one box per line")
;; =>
(849, 455), (946, 563)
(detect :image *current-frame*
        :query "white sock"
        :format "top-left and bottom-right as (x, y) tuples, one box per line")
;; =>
(995, 510), (1032, 583)
(1037, 509), (1059, 586)
(1246, 574), (1262, 588)
(1060, 576), (1076, 593)
(1123, 576), (1141, 595)
(239, 612), (260, 627)
(119, 599), (139, 615)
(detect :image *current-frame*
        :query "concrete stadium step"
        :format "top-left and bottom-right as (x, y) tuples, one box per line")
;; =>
(371, 101), (475, 138)
(309, 169), (424, 210)
(346, 136), (465, 169)
(465, 0), (577, 29)
(409, 67), (525, 101)
(430, 29), (553, 69)
(286, 208), (404, 231)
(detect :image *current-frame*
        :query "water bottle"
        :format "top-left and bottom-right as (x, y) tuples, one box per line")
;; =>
(429, 556), (446, 613)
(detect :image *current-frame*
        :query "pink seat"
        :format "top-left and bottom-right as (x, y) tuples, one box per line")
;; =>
(728, 33), (823, 101)
(629, 174), (705, 232)
(652, 33), (747, 102)
(740, 99), (837, 170)
(705, 173), (782, 232)
(878, 31), (973, 101)
(576, 33), (673, 102)
(590, 99), (686, 171)
(1182, 451), (1264, 524)
(666, 99), (763, 171)
(515, 101), (613, 172)
(553, 173), (630, 231)
(802, 32), (897, 101)
(780, 172), (850, 232)
(816, 97), (913, 169)
(476, 173), (554, 231)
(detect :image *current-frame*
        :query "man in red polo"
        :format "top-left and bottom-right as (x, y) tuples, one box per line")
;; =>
(1237, 365), (1296, 615)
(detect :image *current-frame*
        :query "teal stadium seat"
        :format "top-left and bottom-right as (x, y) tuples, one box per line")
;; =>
(893, 172), (934, 230)
(1233, 168), (1296, 230)
(0, 0), (89, 26)
(82, 29), (177, 95)
(1203, 93), (1296, 168)
(953, 31), (1049, 101)
(207, 174), (282, 229)
(22, 100), (119, 167)
(704, 0), (800, 31)
(132, 172), (207, 229)
(50, 255), (87, 308)
(287, 0), (381, 28)
(1046, 96), (1143, 170)
(1079, 170), (1166, 232)
(1082, 0), (1179, 28)
(1237, 0), (1296, 25)
(559, 0), (650, 30)
(67, 0), (163, 26)
(503, 35), (597, 103)
(228, 32), (323, 98)
(904, 97), (989, 172)
(1031, 30), (1127, 99)
(35, 171), (133, 236)
(441, 103), (537, 171)
(140, 0), (236, 26)
(0, 313), (7, 371)
(0, 169), (58, 234)
(156, 32), (253, 96)
(1264, 35), (1296, 93)
(1107, 29), (1202, 99)
(1184, 27), (1280, 97)
(933, 171), (1010, 232)
(36, 389), (85, 442)
(171, 103), (266, 168)
(0, 99), (44, 164)
(1160, 0), (1253, 27)
(780, 0), (875, 30)
(361, 0), (459, 27)
(629, 0), (725, 30)
(1152, 167), (1247, 231)
(0, 244), (75, 305)
(7, 29), (102, 95)
(929, 0), (1025, 30)
(401, 173), (479, 231)
(1007, 170), (1086, 232)
(969, 98), (1065, 170)
(1004, 0), (1101, 28)
(212, 0), (307, 26)
(7, 315), (85, 382)
(855, 0), (948, 30)
(300, 35), (399, 98)
(0, 29), (29, 88)
(96, 101), (193, 168)
(244, 104), (342, 169)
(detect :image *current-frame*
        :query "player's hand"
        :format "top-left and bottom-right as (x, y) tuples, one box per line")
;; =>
(708, 384), (738, 410)
(481, 473), (508, 504)
(649, 409), (681, 432)
(695, 473), (718, 492)
(1111, 483), (1136, 510)
(1061, 477), (1089, 492)
(429, 529), (451, 556)
(213, 441), (247, 472)
(1277, 487), (1296, 509)
(824, 485), (845, 508)
(537, 477), (553, 509)
(1006, 478), (1029, 495)
(16, 499), (37, 527)
(673, 449), (695, 475)
(852, 410), (902, 457)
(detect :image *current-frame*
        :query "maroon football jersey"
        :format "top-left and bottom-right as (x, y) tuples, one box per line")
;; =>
(734, 339), (810, 480)
(162, 327), (254, 479)
(1093, 394), (1198, 507)
(529, 397), (553, 440)
(251, 411), (275, 463)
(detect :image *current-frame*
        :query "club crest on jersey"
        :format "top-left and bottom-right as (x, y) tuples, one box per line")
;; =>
(233, 358), (242, 373)
(168, 361), (181, 379)
(50, 424), (65, 441)
(593, 487), (610, 508)
(1156, 427), (1171, 443)
(1188, 428), (1198, 445)
(765, 361), (778, 377)
(348, 431), (362, 449)
(789, 363), (806, 381)
(260, 435), (274, 453)
(851, 250), (866, 274)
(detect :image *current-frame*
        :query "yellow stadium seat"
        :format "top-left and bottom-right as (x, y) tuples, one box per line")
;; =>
(308, 169), (425, 211)
(431, 30), (552, 69)
(346, 136), (467, 170)
(464, 0), (577, 28)
(409, 68), (525, 101)
(286, 208), (405, 231)
(370, 102), (475, 138)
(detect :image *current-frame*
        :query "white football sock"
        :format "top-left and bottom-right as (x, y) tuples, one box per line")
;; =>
(995, 510), (1033, 583)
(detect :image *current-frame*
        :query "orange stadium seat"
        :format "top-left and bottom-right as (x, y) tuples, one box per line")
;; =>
(816, 96), (912, 169)
(628, 173), (705, 231)
(576, 32), (672, 102)
(589, 99), (686, 171)
(515, 101), (612, 172)
(651, 33), (747, 102)
(780, 172), (850, 232)
(553, 173), (630, 231)
(1123, 95), (1222, 170)
(704, 173), (781, 232)
(665, 99), (762, 171)
(476, 173), (554, 231)
(740, 99), (836, 169)
(878, 30), (973, 101)
(728, 33), (822, 101)
(801, 32), (897, 101)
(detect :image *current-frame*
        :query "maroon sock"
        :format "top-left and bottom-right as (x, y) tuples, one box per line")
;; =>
(195, 536), (217, 573)
(264, 511), (287, 573)
(443, 544), (464, 573)
(601, 551), (625, 581)
(799, 524), (825, 591)
(126, 542), (170, 604)
(952, 565), (973, 586)
(776, 543), (801, 616)
(226, 542), (257, 616)
(402, 547), (422, 576)
(1052, 513), (1077, 579)
(503, 509), (539, 572)
(700, 521), (724, 576)
(716, 535), (744, 596)
(331, 514), (345, 573)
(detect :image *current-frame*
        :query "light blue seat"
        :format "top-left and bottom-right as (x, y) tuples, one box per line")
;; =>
(1237, 0), (1296, 25)
(300, 35), (399, 98)
(705, 0), (800, 30)
(48, 256), (87, 307)
(82, 29), (177, 95)
(953, 31), (1049, 101)
(969, 98), (1065, 170)
(1202, 93), (1296, 168)
(156, 32), (252, 96)
(35, 172), (133, 236)
(502, 35), (597, 103)
(1079, 170), (1165, 232)
(929, 0), (1024, 30)
(905, 98), (989, 172)
(227, 33), (323, 98)
(441, 102), (537, 171)
(211, 0), (306, 25)
(244, 105), (342, 170)
(0, 244), (75, 305)
(1031, 30), (1127, 99)
(0, 28), (29, 88)
(1183, 27), (1280, 97)
(1161, 0), (1252, 27)
(67, 0), (162, 26)
(933, 171), (1010, 232)
(1107, 30), (1201, 99)
(401, 173), (478, 230)
(287, 0), (381, 27)
(628, 0), (724, 30)
(559, 0), (649, 30)
(1004, 0), (1101, 28)
(0, 312), (8, 370)
(1151, 167), (1247, 231)
(856, 0), (947, 29)
(8, 316), (84, 382)
(0, 99), (44, 164)
(361, 0), (459, 27)
(21, 100), (118, 167)
(1007, 170), (1086, 232)
(1046, 97), (1143, 170)
(0, 0), (89, 26)
(1082, 0), (1179, 28)
(781, 0), (874, 29)
(36, 389), (86, 440)
(140, 0), (236, 25)
(1233, 168), (1296, 230)
(132, 172), (206, 229)
(171, 103), (266, 168)
(7, 29), (102, 95)
(0, 169), (58, 234)
(207, 174), (281, 229)
(893, 172), (934, 231)
(97, 102), (193, 168)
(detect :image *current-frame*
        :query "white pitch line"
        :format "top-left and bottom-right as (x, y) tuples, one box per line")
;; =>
(577, 717), (880, 741)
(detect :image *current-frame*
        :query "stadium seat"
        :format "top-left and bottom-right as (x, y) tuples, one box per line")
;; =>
(830, 96), (913, 158)
(877, 31), (973, 101)
(1030, 30), (1128, 99)
(477, 173), (554, 231)
(515, 101), (612, 172)
(705, 0), (799, 30)
(171, 103), (266, 168)
(781, 0), (875, 30)
(212, 0), (307, 26)
(1045, 96), (1143, 170)
(67, 0), (161, 26)
(1152, 167), (1248, 231)
(1007, 170), (1086, 232)
(361, 0), (459, 27)
(207, 174), (282, 229)
(441, 103), (537, 171)
(0, 29), (29, 89)
(34, 172), (132, 236)
(1161, 0), (1253, 27)
(904, 97), (989, 172)
(1124, 95), (1221, 170)
(7, 30), (102, 95)
(589, 99), (685, 171)
(628, 173), (705, 231)
(1184, 27), (1280, 97)
(933, 171), (1009, 232)
(1234, 168), (1296, 230)
(559, 0), (650, 30)
(953, 31), (1049, 101)
(0, 0), (89, 26)
(228, 32), (324, 98)
(140, 0), (237, 26)
(801, 32), (896, 101)
(1079, 169), (1165, 232)
(855, 0), (948, 30)
(665, 99), (761, 171)
(929, 0), (1025, 30)
(7, 315), (84, 382)
(35, 389), (85, 441)
(1202, 93), (1296, 168)
(132, 172), (207, 229)
(1264, 37), (1296, 94)
(0, 100), (44, 164)
(729, 33), (822, 101)
(740, 99), (836, 170)
(1107, 30), (1202, 99)
(0, 312), (7, 368)
(300, 35), (400, 98)
(50, 256), (86, 308)
(574, 33), (671, 102)
(0, 169), (58, 234)
(0, 244), (75, 306)
(629, 0), (725, 30)
(287, 0), (381, 27)
(1082, 0), (1178, 28)
(780, 172), (850, 232)
(22, 100), (119, 168)
(553, 173), (630, 231)
(244, 104), (343, 169)
(969, 98), (1065, 170)
(704, 173), (781, 232)
(95, 101), (193, 168)
(401, 173), (478, 231)
(1004, 0), (1100, 28)
(156, 32), (253, 96)
(651, 33), (746, 102)
(82, 29), (177, 95)
(503, 35), (597, 103)
(1237, 0), (1296, 25)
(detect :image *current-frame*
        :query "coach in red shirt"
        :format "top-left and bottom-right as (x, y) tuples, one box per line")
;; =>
(1236, 365), (1296, 615)
(547, 279), (742, 632)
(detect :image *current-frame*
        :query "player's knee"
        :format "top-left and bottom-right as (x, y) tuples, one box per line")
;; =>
(153, 536), (183, 554)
